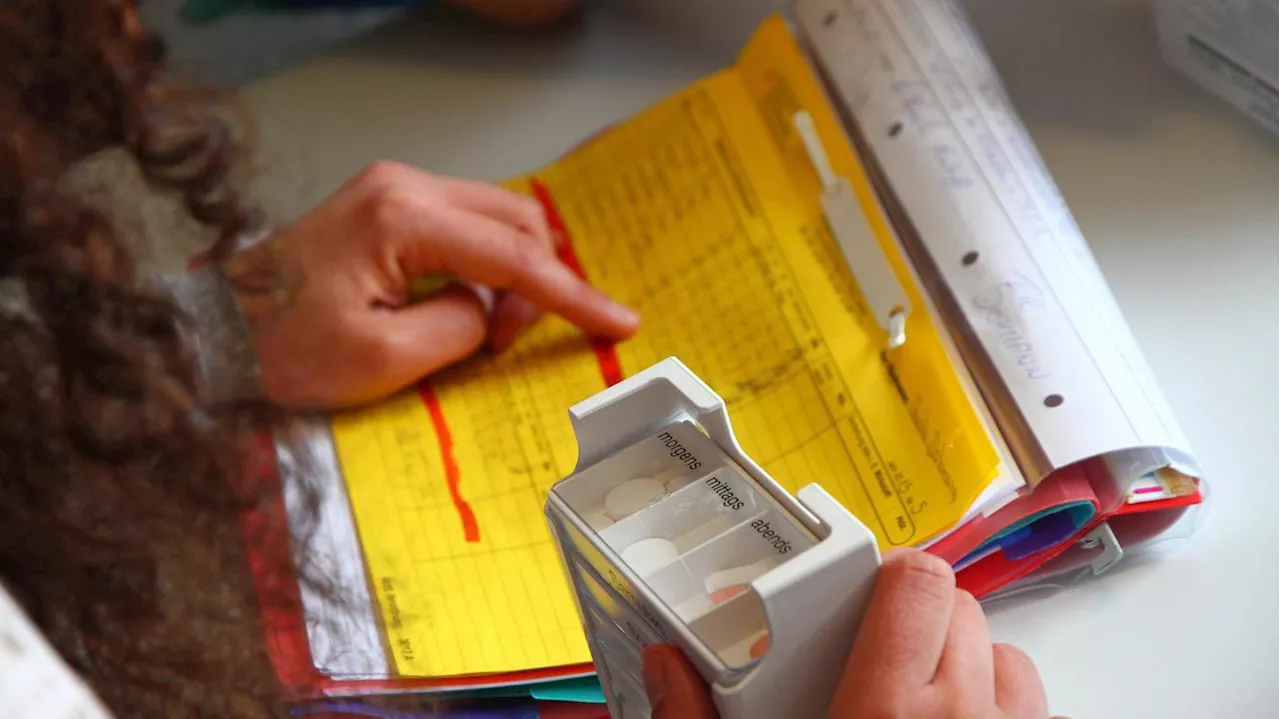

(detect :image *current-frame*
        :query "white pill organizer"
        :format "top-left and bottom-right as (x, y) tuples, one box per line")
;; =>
(544, 358), (882, 719)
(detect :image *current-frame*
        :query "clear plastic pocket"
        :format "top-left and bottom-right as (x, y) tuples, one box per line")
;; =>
(585, 606), (652, 719)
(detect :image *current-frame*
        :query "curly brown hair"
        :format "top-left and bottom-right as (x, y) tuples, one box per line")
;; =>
(2, 0), (308, 715)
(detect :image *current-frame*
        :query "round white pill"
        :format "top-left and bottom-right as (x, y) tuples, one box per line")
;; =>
(582, 509), (614, 531)
(621, 538), (678, 576)
(604, 477), (666, 519)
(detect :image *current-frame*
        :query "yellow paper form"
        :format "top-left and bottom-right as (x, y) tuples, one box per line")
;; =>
(331, 15), (999, 678)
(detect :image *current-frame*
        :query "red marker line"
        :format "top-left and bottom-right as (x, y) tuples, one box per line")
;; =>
(411, 179), (623, 544)
(418, 383), (481, 543)
(530, 178), (625, 388)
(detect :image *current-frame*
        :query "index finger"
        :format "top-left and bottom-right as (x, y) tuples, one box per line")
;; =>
(401, 203), (639, 339)
(838, 550), (957, 694)
(435, 176), (555, 248)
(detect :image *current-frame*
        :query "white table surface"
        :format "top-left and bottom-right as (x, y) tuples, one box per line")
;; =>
(238, 0), (1278, 716)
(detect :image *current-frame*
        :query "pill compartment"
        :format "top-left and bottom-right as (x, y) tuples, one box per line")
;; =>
(552, 421), (735, 532)
(686, 590), (772, 670)
(644, 502), (814, 625)
(599, 465), (765, 577)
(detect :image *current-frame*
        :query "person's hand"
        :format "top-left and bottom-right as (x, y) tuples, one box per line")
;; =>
(828, 550), (1049, 718)
(643, 644), (720, 719)
(223, 161), (639, 409)
(642, 550), (1051, 719)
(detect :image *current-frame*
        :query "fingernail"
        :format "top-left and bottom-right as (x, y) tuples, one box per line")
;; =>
(608, 301), (640, 329)
(642, 646), (669, 708)
(462, 282), (496, 317)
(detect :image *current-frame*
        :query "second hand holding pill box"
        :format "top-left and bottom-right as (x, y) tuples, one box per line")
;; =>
(545, 358), (883, 718)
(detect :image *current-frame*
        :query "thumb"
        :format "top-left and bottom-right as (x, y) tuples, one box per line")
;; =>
(487, 291), (544, 352)
(372, 284), (491, 389)
(643, 644), (718, 719)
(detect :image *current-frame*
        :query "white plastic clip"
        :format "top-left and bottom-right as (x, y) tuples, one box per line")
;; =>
(1080, 522), (1123, 576)
(793, 111), (910, 349)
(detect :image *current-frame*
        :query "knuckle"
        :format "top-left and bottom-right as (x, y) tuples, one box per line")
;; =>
(953, 588), (982, 613)
(993, 643), (1036, 672)
(510, 233), (550, 272)
(353, 160), (412, 191)
(883, 549), (956, 587)
(520, 197), (550, 232)
(362, 186), (422, 233)
(876, 550), (956, 607)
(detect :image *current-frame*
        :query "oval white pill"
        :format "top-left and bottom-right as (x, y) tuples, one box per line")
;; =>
(582, 509), (614, 531)
(604, 477), (666, 519)
(621, 538), (678, 576)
